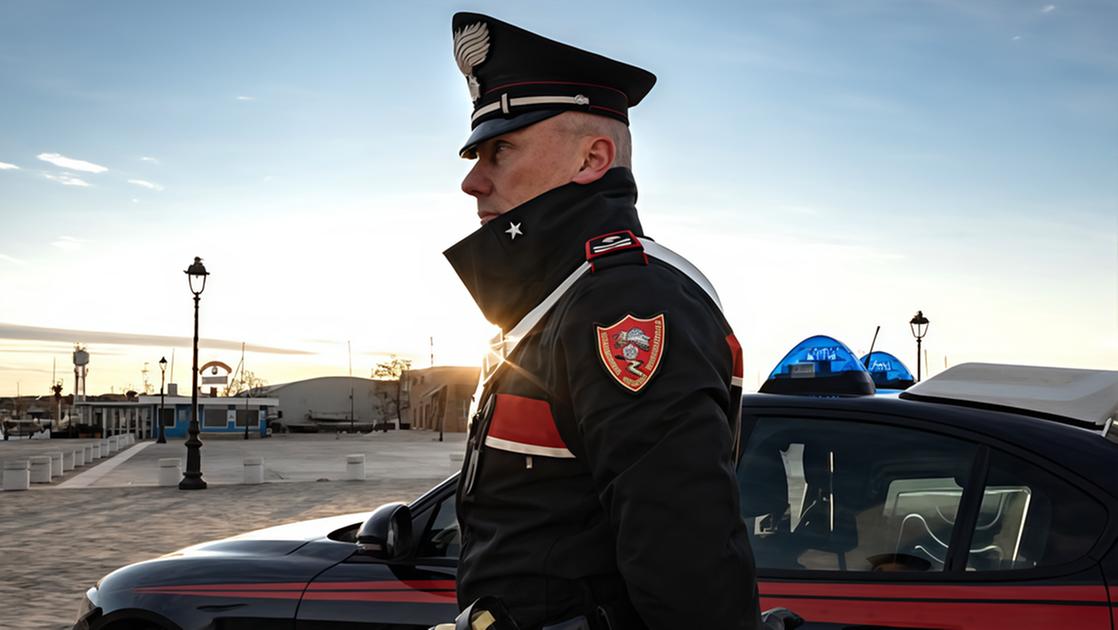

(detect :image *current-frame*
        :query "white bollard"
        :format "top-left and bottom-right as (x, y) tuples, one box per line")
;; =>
(158, 458), (181, 487)
(92, 443), (102, 459)
(449, 452), (465, 476)
(63, 450), (76, 472)
(109, 436), (119, 452)
(3, 460), (30, 491)
(29, 456), (52, 483)
(75, 448), (85, 467)
(243, 457), (264, 485)
(84, 444), (94, 462)
(100, 438), (111, 455)
(346, 454), (366, 481)
(48, 452), (63, 478)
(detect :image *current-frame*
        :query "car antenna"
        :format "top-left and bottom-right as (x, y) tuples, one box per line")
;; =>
(863, 325), (880, 369)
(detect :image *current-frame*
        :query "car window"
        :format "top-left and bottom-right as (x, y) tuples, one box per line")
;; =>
(738, 416), (978, 573)
(418, 494), (460, 559)
(965, 450), (1106, 571)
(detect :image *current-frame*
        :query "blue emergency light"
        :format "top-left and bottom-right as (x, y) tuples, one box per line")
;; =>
(760, 335), (876, 396)
(859, 351), (916, 392)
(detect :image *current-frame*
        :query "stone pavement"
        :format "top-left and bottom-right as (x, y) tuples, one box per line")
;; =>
(0, 430), (463, 629)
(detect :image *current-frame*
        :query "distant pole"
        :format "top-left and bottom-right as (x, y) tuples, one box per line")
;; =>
(349, 388), (355, 434)
(157, 357), (167, 443)
(429, 336), (434, 368)
(242, 343), (250, 441)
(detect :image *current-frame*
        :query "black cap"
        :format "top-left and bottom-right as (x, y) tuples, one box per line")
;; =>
(452, 13), (657, 158)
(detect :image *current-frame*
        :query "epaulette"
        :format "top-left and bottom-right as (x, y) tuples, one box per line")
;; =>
(584, 230), (649, 272)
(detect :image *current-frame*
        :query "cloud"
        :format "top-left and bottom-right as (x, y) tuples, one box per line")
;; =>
(1041, 4), (1056, 12)
(0, 322), (315, 355)
(0, 253), (26, 266)
(0, 161), (19, 170)
(127, 178), (164, 191)
(37, 153), (108, 173)
(235, 95), (255, 101)
(52, 236), (84, 251)
(1012, 35), (1023, 41)
(139, 156), (159, 163)
(43, 173), (90, 187)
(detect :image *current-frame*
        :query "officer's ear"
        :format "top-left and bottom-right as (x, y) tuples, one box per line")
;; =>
(571, 135), (616, 185)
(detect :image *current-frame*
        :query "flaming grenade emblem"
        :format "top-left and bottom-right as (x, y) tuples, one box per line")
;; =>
(615, 328), (652, 375)
(453, 22), (490, 102)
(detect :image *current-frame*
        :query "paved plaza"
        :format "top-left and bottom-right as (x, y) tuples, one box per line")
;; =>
(0, 430), (465, 629)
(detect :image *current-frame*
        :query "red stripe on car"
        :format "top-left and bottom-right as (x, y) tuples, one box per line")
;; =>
(759, 581), (1108, 603)
(306, 580), (457, 591)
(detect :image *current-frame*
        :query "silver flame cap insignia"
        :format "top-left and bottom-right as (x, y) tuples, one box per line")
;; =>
(453, 22), (490, 103)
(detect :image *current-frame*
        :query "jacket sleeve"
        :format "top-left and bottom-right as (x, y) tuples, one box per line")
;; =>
(557, 270), (761, 630)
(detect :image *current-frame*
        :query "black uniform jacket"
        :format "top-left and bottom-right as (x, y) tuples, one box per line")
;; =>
(444, 168), (760, 630)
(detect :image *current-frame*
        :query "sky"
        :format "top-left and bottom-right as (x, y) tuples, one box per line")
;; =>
(1, 0), (1116, 397)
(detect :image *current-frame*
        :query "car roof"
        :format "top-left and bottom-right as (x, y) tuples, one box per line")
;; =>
(741, 392), (1118, 498)
(904, 362), (1118, 429)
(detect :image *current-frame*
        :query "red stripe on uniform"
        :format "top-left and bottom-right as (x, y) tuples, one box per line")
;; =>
(486, 394), (568, 450)
(759, 581), (1108, 603)
(726, 333), (743, 378)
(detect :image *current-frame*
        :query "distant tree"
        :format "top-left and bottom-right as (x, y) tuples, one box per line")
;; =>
(225, 370), (268, 396)
(372, 356), (411, 429)
(372, 356), (412, 380)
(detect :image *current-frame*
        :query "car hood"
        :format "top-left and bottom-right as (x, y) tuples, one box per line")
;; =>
(169, 511), (371, 557)
(94, 512), (372, 599)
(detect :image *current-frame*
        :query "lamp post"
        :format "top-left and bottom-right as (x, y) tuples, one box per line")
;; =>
(157, 356), (167, 444)
(909, 310), (930, 382)
(180, 257), (209, 490)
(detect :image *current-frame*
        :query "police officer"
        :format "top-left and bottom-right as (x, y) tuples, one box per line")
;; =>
(444, 13), (769, 630)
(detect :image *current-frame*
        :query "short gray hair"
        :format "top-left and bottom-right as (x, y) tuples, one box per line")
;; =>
(559, 112), (632, 168)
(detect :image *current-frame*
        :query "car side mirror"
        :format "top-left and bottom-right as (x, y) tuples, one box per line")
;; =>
(356, 502), (413, 560)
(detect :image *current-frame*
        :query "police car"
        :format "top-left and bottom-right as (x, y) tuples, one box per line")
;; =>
(75, 343), (1118, 629)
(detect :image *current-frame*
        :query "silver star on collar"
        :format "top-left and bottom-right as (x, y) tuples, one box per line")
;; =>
(505, 222), (523, 240)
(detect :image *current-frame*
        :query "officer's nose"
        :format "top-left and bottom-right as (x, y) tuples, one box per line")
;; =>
(461, 161), (492, 199)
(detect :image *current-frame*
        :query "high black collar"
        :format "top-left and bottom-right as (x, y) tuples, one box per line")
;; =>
(444, 167), (643, 331)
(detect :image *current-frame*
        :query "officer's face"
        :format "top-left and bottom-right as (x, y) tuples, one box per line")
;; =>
(461, 116), (587, 224)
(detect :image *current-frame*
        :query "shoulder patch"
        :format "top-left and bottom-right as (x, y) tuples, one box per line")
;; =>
(596, 314), (666, 393)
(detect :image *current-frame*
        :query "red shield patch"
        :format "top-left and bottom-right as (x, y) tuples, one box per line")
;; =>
(596, 314), (666, 393)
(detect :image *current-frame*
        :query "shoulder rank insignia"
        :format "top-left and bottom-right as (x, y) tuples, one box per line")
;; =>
(596, 314), (666, 393)
(585, 230), (647, 271)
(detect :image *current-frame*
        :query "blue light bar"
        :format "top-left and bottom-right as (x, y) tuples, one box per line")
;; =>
(859, 351), (916, 391)
(761, 335), (875, 396)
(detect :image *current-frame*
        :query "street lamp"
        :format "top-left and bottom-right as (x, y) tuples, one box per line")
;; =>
(909, 310), (930, 382)
(180, 257), (209, 490)
(157, 356), (168, 443)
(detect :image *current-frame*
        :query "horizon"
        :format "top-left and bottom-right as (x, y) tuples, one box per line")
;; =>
(2, 1), (1116, 397)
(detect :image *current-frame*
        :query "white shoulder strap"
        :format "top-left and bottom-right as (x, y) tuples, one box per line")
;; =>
(479, 238), (721, 386)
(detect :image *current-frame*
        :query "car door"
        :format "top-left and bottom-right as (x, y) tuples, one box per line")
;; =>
(737, 408), (1112, 630)
(296, 489), (459, 629)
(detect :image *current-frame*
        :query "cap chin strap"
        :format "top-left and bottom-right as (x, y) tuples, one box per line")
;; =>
(472, 94), (591, 123)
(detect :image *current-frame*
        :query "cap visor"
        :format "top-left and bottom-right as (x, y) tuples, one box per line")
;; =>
(459, 110), (564, 158)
